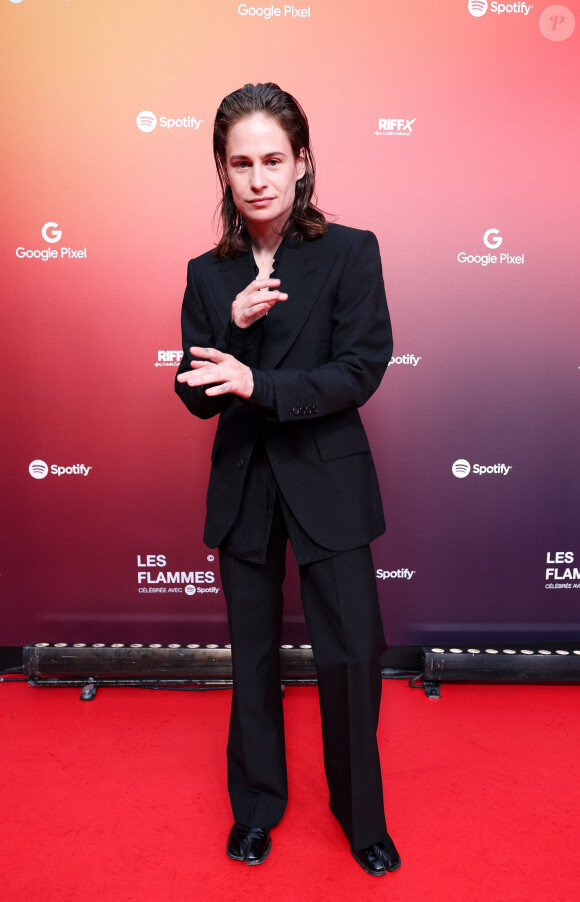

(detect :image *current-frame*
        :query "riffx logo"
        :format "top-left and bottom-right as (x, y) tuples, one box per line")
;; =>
(375, 118), (416, 137)
(155, 350), (183, 367)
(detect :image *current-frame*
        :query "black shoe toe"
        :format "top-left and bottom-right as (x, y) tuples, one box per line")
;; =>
(245, 827), (272, 865)
(352, 833), (401, 876)
(226, 822), (250, 861)
(226, 822), (271, 865)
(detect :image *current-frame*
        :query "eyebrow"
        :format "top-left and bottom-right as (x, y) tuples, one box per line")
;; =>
(228, 151), (288, 161)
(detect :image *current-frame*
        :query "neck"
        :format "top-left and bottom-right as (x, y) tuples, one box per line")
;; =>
(246, 223), (283, 259)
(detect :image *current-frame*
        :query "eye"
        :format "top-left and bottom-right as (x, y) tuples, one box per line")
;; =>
(266, 158), (281, 167)
(234, 161), (251, 170)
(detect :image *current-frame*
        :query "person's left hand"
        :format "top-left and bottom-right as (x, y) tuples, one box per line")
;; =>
(176, 346), (254, 398)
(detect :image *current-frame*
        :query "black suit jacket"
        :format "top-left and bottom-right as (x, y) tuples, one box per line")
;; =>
(175, 223), (393, 551)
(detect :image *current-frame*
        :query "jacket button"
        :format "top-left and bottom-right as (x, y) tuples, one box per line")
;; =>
(299, 406), (307, 415)
(236, 458), (244, 469)
(304, 406), (312, 415)
(292, 407), (300, 416)
(312, 405), (319, 414)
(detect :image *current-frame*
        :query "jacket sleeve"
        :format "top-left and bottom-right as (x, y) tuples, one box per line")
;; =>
(174, 257), (263, 420)
(265, 230), (392, 422)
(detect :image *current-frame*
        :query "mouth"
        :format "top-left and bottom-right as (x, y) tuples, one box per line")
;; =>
(248, 197), (275, 207)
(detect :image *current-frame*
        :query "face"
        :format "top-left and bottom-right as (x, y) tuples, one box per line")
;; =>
(224, 112), (305, 234)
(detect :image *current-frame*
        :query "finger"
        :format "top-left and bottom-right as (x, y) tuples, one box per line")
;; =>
(176, 372), (212, 386)
(251, 290), (288, 305)
(176, 369), (208, 383)
(246, 300), (282, 320)
(188, 346), (227, 363)
(241, 278), (281, 295)
(264, 291), (288, 306)
(185, 360), (220, 373)
(177, 364), (226, 385)
(205, 383), (232, 397)
(245, 293), (288, 316)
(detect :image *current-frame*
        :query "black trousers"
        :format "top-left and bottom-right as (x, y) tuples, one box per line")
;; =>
(219, 501), (389, 851)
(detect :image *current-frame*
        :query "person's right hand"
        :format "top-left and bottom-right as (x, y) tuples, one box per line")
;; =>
(231, 278), (288, 329)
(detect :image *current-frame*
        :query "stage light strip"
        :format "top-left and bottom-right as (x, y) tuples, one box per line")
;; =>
(428, 647), (580, 656)
(23, 642), (318, 692)
(421, 645), (580, 698)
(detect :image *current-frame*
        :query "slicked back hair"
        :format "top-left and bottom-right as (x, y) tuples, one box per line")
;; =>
(212, 82), (326, 257)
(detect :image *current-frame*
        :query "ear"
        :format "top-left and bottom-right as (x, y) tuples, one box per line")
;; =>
(296, 149), (306, 180)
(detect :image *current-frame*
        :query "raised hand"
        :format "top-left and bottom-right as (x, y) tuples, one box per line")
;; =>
(231, 278), (287, 328)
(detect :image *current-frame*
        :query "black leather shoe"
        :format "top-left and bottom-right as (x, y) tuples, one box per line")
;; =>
(351, 835), (401, 876)
(226, 822), (272, 866)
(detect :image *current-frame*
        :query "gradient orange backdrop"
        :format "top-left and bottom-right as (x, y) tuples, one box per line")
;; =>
(1, 0), (578, 644)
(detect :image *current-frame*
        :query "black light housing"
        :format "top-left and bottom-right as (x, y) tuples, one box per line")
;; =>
(23, 642), (317, 699)
(421, 644), (580, 697)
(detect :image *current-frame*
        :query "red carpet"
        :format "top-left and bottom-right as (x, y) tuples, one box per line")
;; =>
(0, 678), (578, 901)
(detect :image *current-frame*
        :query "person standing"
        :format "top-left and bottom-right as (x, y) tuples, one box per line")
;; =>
(176, 83), (400, 877)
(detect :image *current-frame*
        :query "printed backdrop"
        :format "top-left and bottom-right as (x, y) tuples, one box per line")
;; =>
(2, 0), (578, 646)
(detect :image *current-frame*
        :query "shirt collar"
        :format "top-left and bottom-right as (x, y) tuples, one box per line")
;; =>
(243, 231), (286, 275)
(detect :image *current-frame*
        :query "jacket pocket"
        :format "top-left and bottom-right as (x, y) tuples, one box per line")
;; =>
(313, 416), (371, 461)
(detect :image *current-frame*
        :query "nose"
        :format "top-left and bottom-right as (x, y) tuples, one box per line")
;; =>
(250, 163), (268, 192)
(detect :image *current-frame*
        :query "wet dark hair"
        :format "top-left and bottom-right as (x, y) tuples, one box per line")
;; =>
(213, 82), (326, 258)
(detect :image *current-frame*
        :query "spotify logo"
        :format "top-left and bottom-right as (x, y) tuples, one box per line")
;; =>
(136, 111), (157, 132)
(452, 459), (513, 477)
(29, 460), (49, 480)
(452, 459), (471, 478)
(468, 0), (488, 15)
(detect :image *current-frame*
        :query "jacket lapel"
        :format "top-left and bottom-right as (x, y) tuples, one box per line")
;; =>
(260, 238), (339, 369)
(204, 253), (256, 329)
(204, 236), (339, 367)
